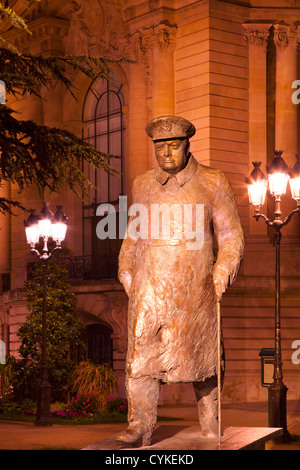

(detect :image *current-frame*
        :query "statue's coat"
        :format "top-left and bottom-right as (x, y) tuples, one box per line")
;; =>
(119, 155), (244, 384)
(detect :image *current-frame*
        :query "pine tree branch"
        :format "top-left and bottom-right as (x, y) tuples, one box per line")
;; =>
(0, 3), (31, 33)
(0, 47), (130, 98)
(0, 195), (26, 214)
(0, 104), (120, 201)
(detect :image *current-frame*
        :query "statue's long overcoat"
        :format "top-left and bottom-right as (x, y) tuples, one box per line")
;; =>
(119, 155), (244, 384)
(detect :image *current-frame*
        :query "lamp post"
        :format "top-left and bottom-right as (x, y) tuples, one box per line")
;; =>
(24, 202), (68, 426)
(246, 151), (300, 442)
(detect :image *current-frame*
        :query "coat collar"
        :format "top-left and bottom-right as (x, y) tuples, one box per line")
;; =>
(155, 154), (198, 186)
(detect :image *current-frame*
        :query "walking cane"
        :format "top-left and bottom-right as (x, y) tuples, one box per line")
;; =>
(217, 299), (222, 446)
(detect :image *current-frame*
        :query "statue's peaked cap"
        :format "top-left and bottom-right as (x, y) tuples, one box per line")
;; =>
(145, 115), (196, 141)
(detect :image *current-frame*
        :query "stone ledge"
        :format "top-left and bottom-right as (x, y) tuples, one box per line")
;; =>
(82, 425), (283, 451)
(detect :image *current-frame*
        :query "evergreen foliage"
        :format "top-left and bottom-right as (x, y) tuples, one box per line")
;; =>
(0, 103), (118, 213)
(0, 0), (128, 214)
(0, 1), (33, 51)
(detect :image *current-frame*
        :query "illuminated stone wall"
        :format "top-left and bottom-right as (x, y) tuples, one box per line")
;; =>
(0, 0), (300, 403)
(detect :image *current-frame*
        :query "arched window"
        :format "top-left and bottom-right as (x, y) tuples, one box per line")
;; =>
(82, 74), (126, 278)
(83, 74), (126, 203)
(81, 324), (113, 367)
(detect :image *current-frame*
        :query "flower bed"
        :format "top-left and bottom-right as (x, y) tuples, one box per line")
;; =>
(26, 394), (128, 421)
(107, 396), (128, 415)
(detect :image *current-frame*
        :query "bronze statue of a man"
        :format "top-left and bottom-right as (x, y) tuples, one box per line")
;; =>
(116, 115), (244, 447)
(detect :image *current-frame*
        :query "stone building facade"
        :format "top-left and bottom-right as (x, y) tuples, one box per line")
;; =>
(0, 0), (300, 404)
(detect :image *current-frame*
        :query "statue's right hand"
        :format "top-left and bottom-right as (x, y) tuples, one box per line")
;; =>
(120, 272), (132, 296)
(213, 264), (229, 301)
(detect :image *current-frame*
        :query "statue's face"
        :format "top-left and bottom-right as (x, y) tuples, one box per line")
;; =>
(154, 138), (190, 174)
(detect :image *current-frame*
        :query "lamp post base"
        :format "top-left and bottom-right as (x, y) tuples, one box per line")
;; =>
(35, 417), (53, 427)
(35, 381), (52, 427)
(268, 382), (290, 442)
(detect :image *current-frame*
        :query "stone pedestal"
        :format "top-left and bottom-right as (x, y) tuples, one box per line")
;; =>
(82, 426), (283, 451)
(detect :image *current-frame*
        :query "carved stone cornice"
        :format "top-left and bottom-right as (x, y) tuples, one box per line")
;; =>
(121, 0), (174, 22)
(4, 16), (70, 53)
(242, 23), (272, 52)
(273, 22), (299, 51)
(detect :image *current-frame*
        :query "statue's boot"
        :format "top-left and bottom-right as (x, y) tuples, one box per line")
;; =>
(197, 391), (218, 438)
(193, 376), (219, 439)
(115, 375), (160, 447)
(115, 423), (152, 447)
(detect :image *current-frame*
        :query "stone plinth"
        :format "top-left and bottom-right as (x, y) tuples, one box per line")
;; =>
(82, 426), (283, 451)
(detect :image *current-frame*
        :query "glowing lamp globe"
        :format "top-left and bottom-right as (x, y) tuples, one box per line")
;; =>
(289, 155), (300, 203)
(24, 210), (40, 247)
(245, 161), (267, 207)
(267, 151), (290, 197)
(51, 205), (68, 244)
(38, 202), (54, 239)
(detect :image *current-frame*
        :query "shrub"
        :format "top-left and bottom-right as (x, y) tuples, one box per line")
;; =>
(0, 394), (128, 421)
(0, 356), (16, 398)
(0, 396), (35, 415)
(107, 396), (128, 415)
(66, 392), (100, 416)
(70, 361), (119, 410)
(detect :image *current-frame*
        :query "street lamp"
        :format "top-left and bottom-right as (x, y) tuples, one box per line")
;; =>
(246, 151), (300, 442)
(24, 202), (68, 426)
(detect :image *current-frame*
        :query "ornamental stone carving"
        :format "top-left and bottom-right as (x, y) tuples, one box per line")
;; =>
(154, 21), (177, 52)
(286, 0), (300, 7)
(75, 290), (128, 355)
(120, 20), (177, 63)
(242, 24), (271, 52)
(273, 23), (299, 50)
(65, 0), (129, 56)
(104, 292), (128, 353)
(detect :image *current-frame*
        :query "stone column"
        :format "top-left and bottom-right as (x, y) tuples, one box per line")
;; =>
(273, 23), (300, 234)
(122, 33), (150, 202)
(0, 181), (11, 274)
(10, 91), (44, 290)
(150, 22), (177, 118)
(42, 82), (64, 128)
(25, 91), (44, 203)
(123, 22), (177, 176)
(243, 24), (271, 236)
(273, 23), (299, 161)
(140, 22), (177, 168)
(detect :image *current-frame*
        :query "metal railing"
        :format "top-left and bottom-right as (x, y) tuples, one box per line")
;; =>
(27, 253), (119, 282)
